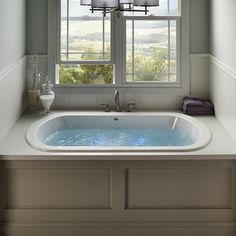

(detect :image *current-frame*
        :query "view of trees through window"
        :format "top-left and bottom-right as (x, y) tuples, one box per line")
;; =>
(59, 0), (178, 85)
(126, 20), (177, 82)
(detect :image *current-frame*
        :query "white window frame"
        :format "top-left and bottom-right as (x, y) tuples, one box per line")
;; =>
(58, 2), (115, 67)
(48, 0), (190, 94)
(116, 15), (181, 87)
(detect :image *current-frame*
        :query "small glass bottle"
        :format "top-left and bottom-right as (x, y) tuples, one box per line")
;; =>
(27, 56), (41, 112)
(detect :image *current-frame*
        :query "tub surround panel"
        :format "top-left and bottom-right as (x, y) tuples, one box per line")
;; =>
(0, 56), (27, 143)
(1, 160), (236, 236)
(0, 162), (6, 222)
(126, 168), (232, 210)
(7, 168), (111, 210)
(209, 55), (236, 142)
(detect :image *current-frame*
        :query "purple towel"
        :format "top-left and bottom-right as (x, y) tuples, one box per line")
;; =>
(182, 97), (204, 108)
(182, 96), (215, 116)
(183, 109), (215, 116)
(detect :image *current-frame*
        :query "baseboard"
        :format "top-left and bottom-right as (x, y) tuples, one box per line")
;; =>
(1, 221), (236, 236)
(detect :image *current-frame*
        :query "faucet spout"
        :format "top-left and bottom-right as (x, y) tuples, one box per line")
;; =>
(114, 90), (121, 112)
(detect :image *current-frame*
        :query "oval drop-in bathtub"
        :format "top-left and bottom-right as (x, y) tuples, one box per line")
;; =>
(25, 112), (212, 152)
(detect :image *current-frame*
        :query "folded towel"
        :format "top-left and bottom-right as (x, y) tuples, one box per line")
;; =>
(181, 96), (215, 116)
(182, 96), (214, 109)
(183, 110), (215, 116)
(182, 96), (204, 108)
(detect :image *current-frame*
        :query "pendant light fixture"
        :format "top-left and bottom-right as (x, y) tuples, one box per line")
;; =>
(80, 0), (159, 16)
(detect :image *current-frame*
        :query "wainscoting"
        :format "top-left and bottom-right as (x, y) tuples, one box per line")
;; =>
(3, 54), (236, 145)
(26, 54), (209, 111)
(0, 57), (26, 143)
(209, 55), (236, 142)
(0, 160), (235, 236)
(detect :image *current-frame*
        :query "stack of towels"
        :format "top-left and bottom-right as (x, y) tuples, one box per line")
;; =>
(181, 96), (215, 116)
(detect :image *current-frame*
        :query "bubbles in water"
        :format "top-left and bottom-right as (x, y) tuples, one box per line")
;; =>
(44, 128), (194, 147)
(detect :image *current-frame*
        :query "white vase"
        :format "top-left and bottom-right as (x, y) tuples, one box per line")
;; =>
(40, 93), (55, 114)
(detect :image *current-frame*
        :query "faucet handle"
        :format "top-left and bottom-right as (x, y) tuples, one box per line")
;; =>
(126, 103), (136, 112)
(101, 103), (111, 112)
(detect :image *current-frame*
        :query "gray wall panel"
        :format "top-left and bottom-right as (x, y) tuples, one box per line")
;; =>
(26, 0), (48, 55)
(190, 0), (209, 53)
(26, 0), (210, 54)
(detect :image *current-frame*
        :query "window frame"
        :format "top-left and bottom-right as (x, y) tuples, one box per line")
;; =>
(58, 1), (115, 65)
(48, 0), (190, 93)
(117, 15), (181, 87)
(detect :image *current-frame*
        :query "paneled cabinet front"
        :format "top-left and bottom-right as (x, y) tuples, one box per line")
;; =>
(1, 160), (236, 236)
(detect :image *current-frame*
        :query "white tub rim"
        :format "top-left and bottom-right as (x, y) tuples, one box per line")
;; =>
(25, 112), (212, 153)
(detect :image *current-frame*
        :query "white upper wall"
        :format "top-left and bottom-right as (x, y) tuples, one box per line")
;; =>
(210, 0), (236, 72)
(0, 0), (26, 72)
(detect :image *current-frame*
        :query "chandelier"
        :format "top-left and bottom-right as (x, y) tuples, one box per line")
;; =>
(80, 0), (160, 16)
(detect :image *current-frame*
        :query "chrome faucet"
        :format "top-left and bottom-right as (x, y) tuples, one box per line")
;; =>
(114, 90), (121, 112)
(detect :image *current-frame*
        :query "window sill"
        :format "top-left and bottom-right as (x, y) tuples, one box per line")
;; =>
(53, 83), (189, 96)
(55, 83), (182, 89)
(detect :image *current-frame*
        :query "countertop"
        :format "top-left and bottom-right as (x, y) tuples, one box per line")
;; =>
(0, 111), (236, 161)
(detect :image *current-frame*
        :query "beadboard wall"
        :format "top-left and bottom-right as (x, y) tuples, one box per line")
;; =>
(209, 55), (236, 142)
(0, 57), (26, 143)
(27, 54), (209, 110)
(0, 54), (209, 144)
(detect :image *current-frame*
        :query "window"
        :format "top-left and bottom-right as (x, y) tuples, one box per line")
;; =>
(126, 19), (178, 83)
(49, 0), (189, 89)
(59, 0), (113, 85)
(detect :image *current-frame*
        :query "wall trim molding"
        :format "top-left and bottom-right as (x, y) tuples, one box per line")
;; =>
(209, 54), (236, 80)
(27, 54), (48, 62)
(190, 54), (236, 81)
(2, 221), (236, 229)
(0, 56), (27, 82)
(190, 53), (209, 58)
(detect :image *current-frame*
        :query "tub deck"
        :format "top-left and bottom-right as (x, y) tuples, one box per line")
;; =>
(0, 111), (236, 160)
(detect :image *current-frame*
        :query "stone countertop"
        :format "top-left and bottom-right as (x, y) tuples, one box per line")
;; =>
(0, 111), (236, 161)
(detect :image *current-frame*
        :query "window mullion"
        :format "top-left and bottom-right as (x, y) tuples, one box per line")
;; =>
(102, 17), (105, 60)
(168, 20), (171, 82)
(114, 13), (125, 85)
(132, 20), (134, 82)
(66, 0), (69, 61)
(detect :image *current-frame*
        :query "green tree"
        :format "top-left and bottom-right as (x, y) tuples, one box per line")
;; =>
(59, 48), (176, 85)
(127, 48), (172, 82)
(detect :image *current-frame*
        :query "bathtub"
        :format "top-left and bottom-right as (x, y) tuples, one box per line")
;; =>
(25, 112), (211, 152)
